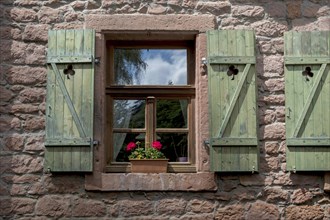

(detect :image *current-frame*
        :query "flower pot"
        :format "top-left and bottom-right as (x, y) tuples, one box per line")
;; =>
(130, 159), (168, 173)
(178, 157), (188, 162)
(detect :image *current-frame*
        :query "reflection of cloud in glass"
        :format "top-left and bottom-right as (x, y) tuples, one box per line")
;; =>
(135, 49), (187, 85)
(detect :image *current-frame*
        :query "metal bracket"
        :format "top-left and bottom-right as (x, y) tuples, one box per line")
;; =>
(252, 166), (255, 174)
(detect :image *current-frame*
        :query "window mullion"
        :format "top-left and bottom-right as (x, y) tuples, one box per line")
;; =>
(146, 96), (156, 147)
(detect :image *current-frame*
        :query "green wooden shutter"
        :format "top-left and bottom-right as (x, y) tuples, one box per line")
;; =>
(285, 31), (330, 172)
(207, 30), (258, 172)
(45, 29), (95, 172)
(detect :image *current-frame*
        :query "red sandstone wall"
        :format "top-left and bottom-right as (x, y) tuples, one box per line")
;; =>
(0, 0), (330, 219)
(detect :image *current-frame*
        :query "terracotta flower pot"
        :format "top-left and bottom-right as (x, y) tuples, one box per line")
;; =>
(130, 159), (168, 173)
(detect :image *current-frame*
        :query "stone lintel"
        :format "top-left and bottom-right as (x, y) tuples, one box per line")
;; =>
(85, 14), (216, 32)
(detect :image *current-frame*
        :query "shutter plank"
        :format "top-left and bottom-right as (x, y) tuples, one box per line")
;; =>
(285, 31), (330, 171)
(208, 30), (258, 172)
(45, 29), (94, 172)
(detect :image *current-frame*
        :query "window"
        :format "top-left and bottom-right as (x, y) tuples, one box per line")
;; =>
(105, 40), (196, 172)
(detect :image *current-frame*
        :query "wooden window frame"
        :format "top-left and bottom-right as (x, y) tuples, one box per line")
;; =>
(105, 39), (196, 173)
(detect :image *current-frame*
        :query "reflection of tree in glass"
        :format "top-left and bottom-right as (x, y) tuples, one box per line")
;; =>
(156, 100), (187, 161)
(114, 49), (147, 84)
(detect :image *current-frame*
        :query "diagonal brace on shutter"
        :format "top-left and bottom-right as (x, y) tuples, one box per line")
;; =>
(218, 64), (252, 138)
(293, 63), (328, 137)
(50, 63), (87, 138)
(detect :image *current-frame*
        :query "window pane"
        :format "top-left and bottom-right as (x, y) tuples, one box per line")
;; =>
(114, 132), (146, 162)
(114, 49), (187, 85)
(157, 99), (188, 128)
(157, 133), (188, 162)
(113, 100), (145, 129)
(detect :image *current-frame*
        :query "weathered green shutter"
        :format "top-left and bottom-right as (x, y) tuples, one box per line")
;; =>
(285, 31), (330, 171)
(45, 29), (95, 172)
(207, 30), (258, 172)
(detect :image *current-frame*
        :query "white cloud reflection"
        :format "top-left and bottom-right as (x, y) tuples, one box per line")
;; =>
(134, 49), (187, 85)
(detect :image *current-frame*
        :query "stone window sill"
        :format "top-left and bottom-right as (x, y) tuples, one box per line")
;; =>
(85, 172), (217, 191)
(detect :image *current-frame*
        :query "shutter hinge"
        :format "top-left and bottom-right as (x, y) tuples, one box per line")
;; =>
(252, 166), (255, 174)
(94, 57), (101, 65)
(203, 139), (210, 149)
(201, 57), (208, 65)
(93, 140), (99, 146)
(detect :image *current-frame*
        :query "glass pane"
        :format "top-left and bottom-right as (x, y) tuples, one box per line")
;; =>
(157, 133), (188, 162)
(114, 49), (187, 85)
(113, 100), (145, 129)
(113, 133), (146, 162)
(156, 99), (188, 128)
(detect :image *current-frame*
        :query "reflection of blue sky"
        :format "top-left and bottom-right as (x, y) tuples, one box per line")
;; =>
(137, 49), (187, 85)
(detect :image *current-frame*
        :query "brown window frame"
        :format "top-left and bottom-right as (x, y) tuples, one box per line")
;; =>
(105, 40), (196, 173)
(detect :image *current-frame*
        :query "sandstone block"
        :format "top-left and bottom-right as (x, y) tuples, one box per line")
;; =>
(215, 204), (245, 220)
(302, 1), (320, 18)
(259, 95), (285, 105)
(18, 88), (46, 103)
(72, 197), (106, 217)
(291, 188), (314, 204)
(156, 199), (187, 215)
(264, 78), (285, 92)
(0, 87), (14, 102)
(187, 199), (215, 213)
(11, 155), (43, 174)
(264, 142), (279, 155)
(182, 0), (197, 8)
(264, 187), (289, 203)
(252, 20), (288, 37)
(0, 116), (21, 133)
(262, 123), (285, 140)
(2, 174), (41, 184)
(232, 5), (265, 18)
(247, 201), (279, 220)
(196, 1), (231, 15)
(6, 66), (46, 86)
(37, 6), (61, 24)
(266, 1), (286, 18)
(3, 134), (25, 151)
(23, 24), (49, 42)
(36, 195), (70, 217)
(148, 4), (167, 14)
(10, 104), (39, 114)
(0, 26), (22, 40)
(285, 205), (324, 220)
(287, 1), (302, 19)
(24, 116), (45, 132)
(25, 135), (45, 151)
(43, 174), (84, 194)
(87, 0), (101, 10)
(9, 7), (37, 22)
(118, 199), (153, 217)
(317, 6), (330, 17)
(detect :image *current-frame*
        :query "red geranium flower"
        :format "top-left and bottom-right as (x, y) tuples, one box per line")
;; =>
(152, 141), (162, 150)
(126, 142), (137, 152)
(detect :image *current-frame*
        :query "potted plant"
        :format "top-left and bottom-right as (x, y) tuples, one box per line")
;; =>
(126, 141), (168, 173)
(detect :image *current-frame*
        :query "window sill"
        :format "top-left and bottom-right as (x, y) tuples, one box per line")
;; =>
(105, 163), (197, 173)
(85, 172), (217, 191)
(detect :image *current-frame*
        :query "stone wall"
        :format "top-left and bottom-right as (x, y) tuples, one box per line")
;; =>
(0, 0), (330, 219)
